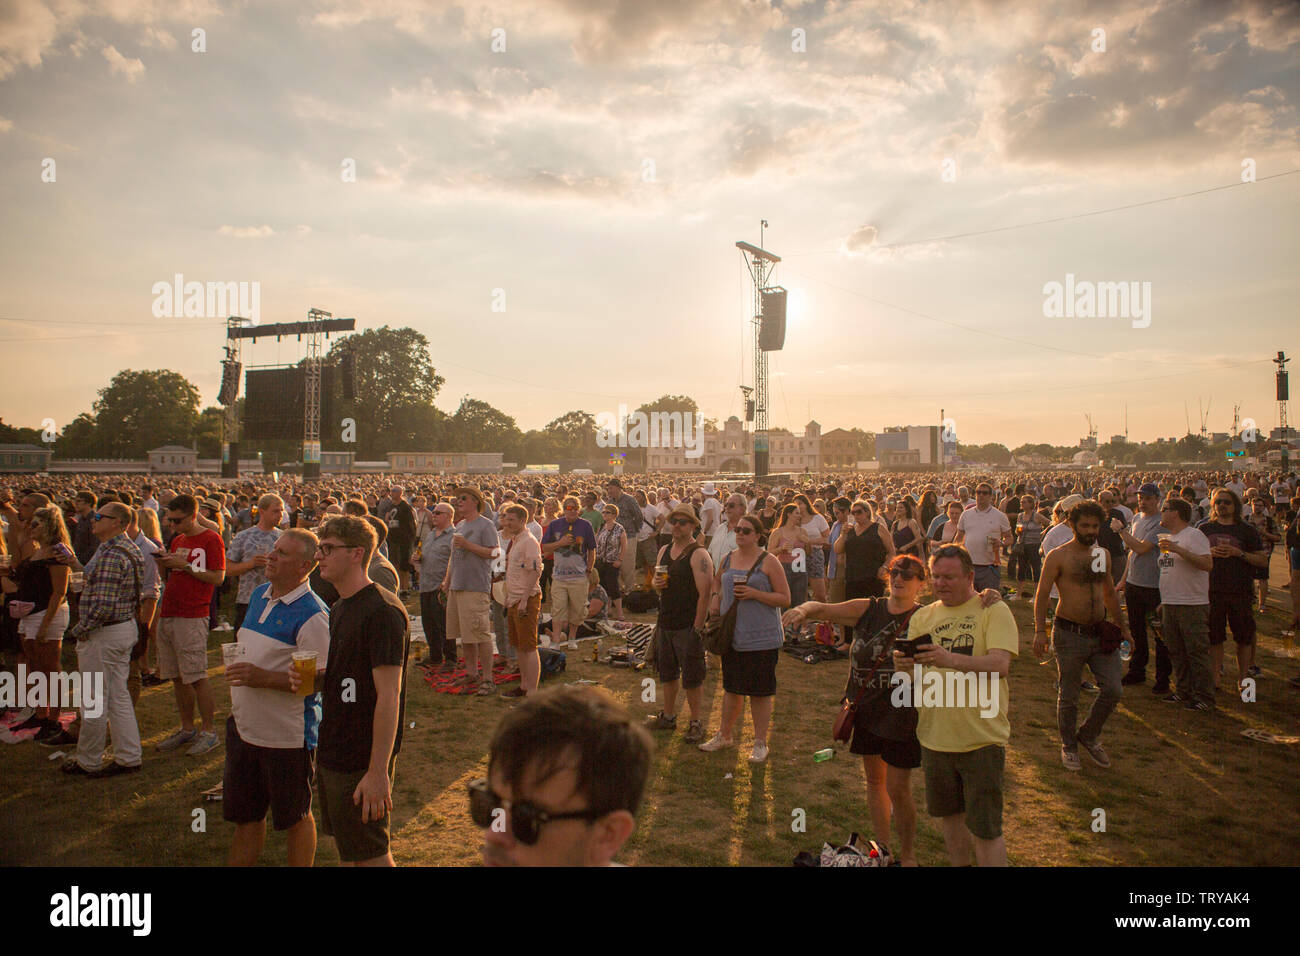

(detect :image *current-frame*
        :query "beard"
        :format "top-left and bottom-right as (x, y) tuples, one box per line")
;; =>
(1076, 533), (1098, 548)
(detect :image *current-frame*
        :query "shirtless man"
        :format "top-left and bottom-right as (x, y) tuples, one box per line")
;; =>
(1033, 500), (1129, 773)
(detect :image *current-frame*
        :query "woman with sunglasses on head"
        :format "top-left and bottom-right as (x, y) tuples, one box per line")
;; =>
(1, 506), (72, 740)
(836, 499), (895, 602)
(699, 514), (789, 763)
(784, 554), (1004, 866)
(793, 494), (830, 604)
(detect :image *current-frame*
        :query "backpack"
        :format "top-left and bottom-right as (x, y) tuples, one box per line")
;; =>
(539, 646), (566, 676)
(624, 590), (660, 613)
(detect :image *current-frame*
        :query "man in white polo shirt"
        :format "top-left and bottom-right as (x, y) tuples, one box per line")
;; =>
(223, 528), (330, 866)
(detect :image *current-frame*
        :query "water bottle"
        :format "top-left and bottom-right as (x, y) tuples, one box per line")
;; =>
(1119, 639), (1133, 662)
(813, 747), (834, 762)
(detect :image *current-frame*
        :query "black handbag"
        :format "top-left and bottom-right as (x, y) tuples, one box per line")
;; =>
(701, 550), (767, 655)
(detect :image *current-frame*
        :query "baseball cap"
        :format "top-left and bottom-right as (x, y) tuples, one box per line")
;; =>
(1138, 483), (1160, 497)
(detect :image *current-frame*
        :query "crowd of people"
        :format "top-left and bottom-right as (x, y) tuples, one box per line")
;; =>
(0, 465), (1297, 866)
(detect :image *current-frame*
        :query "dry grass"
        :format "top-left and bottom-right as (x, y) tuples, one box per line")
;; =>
(3, 556), (1298, 866)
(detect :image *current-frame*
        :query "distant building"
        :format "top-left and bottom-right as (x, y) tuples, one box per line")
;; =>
(386, 451), (503, 474)
(148, 445), (198, 472)
(818, 428), (860, 470)
(875, 426), (943, 470)
(0, 443), (53, 473)
(1109, 435), (1127, 445)
(648, 416), (754, 472)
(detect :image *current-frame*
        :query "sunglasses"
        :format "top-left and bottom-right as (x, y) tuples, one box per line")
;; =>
(888, 567), (921, 580)
(734, 526), (756, 536)
(468, 779), (603, 846)
(669, 517), (695, 526)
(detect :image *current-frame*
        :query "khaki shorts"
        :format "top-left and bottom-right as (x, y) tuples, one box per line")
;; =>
(157, 616), (211, 684)
(447, 590), (492, 645)
(550, 577), (588, 627)
(507, 593), (542, 653)
(921, 744), (1005, 840)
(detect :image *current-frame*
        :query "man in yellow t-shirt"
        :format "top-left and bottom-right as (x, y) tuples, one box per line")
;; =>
(896, 544), (1018, 866)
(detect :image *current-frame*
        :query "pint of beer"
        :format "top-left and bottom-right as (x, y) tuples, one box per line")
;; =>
(292, 650), (318, 696)
(653, 564), (669, 589)
(1158, 535), (1172, 553)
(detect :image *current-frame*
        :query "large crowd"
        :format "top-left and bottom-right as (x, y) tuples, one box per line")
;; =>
(1, 466), (1297, 866)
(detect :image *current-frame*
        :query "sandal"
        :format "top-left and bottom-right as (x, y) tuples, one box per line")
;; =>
(475, 679), (496, 696)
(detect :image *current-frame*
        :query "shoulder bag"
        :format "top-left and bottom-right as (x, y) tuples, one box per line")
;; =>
(701, 550), (767, 656)
(831, 604), (919, 742)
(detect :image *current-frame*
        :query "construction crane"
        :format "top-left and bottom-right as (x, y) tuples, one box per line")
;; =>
(1198, 396), (1211, 440)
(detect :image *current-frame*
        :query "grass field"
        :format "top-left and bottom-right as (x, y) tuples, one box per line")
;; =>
(2, 556), (1298, 867)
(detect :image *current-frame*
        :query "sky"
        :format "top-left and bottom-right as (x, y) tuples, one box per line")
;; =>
(1, 0), (1297, 450)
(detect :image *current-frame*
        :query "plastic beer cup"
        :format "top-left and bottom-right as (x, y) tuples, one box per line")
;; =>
(292, 650), (317, 696)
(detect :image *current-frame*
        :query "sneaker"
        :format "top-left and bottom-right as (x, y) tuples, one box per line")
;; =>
(62, 760), (96, 776)
(475, 680), (496, 696)
(156, 728), (198, 752)
(91, 762), (142, 778)
(1160, 693), (1188, 703)
(185, 730), (220, 756)
(499, 687), (527, 700)
(1077, 737), (1111, 768)
(1184, 699), (1212, 712)
(1246, 665), (1262, 678)
(10, 714), (43, 733)
(34, 721), (64, 743)
(1120, 672), (1146, 686)
(1081, 681), (1099, 692)
(749, 742), (769, 764)
(140, 672), (164, 688)
(1152, 682), (1171, 695)
(39, 730), (78, 748)
(698, 733), (732, 752)
(1061, 748), (1082, 771)
(645, 711), (677, 731)
(213, 621), (233, 632)
(684, 720), (705, 744)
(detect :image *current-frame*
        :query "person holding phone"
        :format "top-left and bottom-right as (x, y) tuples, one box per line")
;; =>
(784, 554), (1003, 866)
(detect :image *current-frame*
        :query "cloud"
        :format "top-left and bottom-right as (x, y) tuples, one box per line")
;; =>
(101, 44), (145, 82)
(844, 224), (878, 252)
(140, 26), (176, 49)
(0, 0), (59, 79)
(217, 225), (276, 238)
(0, 115), (12, 133)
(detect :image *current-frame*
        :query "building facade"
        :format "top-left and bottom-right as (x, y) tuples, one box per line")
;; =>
(0, 444), (53, 473)
(386, 451), (504, 474)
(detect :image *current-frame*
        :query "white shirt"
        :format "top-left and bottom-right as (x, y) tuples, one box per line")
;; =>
(708, 522), (739, 569)
(1226, 480), (1245, 498)
(142, 497), (159, 512)
(1041, 521), (1076, 600)
(1158, 526), (1211, 606)
(1270, 481), (1291, 504)
(1113, 503), (1134, 523)
(700, 497), (722, 535)
(956, 505), (1010, 565)
(638, 503), (660, 542)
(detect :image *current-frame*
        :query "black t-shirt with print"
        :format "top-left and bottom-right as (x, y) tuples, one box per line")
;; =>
(844, 597), (918, 741)
(1196, 521), (1264, 595)
(318, 583), (410, 773)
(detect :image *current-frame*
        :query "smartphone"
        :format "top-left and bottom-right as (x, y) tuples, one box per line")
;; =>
(894, 634), (932, 657)
(51, 542), (73, 561)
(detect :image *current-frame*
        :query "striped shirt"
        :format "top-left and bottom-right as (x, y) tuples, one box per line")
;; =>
(69, 533), (143, 640)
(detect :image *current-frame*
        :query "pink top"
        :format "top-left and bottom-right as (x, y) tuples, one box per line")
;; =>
(504, 530), (543, 604)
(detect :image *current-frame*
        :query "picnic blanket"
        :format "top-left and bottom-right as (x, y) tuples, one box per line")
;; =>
(0, 708), (77, 744)
(421, 657), (521, 695)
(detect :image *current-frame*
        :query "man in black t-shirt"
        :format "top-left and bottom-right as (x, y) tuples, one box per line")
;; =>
(313, 515), (410, 867)
(384, 486), (417, 597)
(1197, 489), (1269, 689)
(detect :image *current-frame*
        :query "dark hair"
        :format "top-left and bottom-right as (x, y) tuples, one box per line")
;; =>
(1164, 498), (1192, 523)
(489, 685), (653, 818)
(364, 513), (388, 546)
(317, 514), (379, 567)
(736, 514), (766, 545)
(831, 496), (852, 513)
(1067, 500), (1108, 527)
(1210, 487), (1243, 521)
(342, 499), (368, 517)
(75, 490), (97, 506)
(929, 543), (974, 576)
(167, 493), (198, 517)
(773, 502), (800, 532)
(502, 503), (528, 522)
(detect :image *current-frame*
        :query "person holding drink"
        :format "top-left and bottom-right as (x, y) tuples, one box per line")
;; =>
(223, 528), (330, 867)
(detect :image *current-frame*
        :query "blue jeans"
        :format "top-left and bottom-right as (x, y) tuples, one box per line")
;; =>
(1053, 627), (1122, 751)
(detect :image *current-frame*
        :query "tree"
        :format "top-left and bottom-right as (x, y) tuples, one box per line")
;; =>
(326, 326), (445, 458)
(195, 407), (225, 459)
(55, 413), (101, 458)
(624, 395), (702, 471)
(0, 418), (44, 445)
(87, 370), (201, 459)
(543, 411), (597, 462)
(447, 398), (523, 458)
